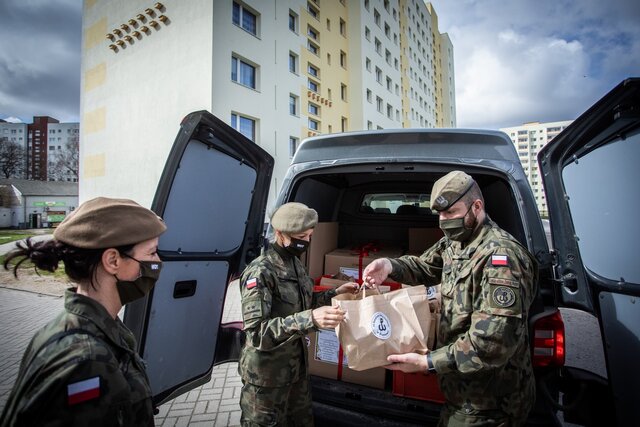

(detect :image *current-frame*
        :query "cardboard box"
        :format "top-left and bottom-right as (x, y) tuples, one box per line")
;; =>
(324, 247), (403, 279)
(408, 228), (444, 253)
(302, 222), (339, 278)
(307, 329), (386, 389)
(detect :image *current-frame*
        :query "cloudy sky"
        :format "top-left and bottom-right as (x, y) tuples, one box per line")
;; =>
(0, 0), (638, 129)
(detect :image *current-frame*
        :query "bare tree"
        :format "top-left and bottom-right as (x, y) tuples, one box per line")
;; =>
(49, 139), (79, 181)
(0, 137), (26, 179)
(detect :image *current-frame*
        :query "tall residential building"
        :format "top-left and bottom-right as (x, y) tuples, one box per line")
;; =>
(47, 122), (80, 182)
(81, 0), (455, 207)
(27, 116), (59, 181)
(500, 120), (573, 216)
(0, 120), (28, 178)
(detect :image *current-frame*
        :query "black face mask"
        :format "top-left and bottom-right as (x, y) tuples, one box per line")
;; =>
(114, 255), (162, 305)
(284, 237), (310, 257)
(439, 204), (476, 242)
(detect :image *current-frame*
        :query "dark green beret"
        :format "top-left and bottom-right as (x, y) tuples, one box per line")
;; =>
(53, 197), (167, 249)
(271, 202), (318, 234)
(430, 171), (474, 211)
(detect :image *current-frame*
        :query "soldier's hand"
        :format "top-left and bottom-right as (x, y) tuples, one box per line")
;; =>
(335, 282), (359, 295)
(312, 305), (345, 329)
(385, 352), (429, 373)
(362, 258), (392, 288)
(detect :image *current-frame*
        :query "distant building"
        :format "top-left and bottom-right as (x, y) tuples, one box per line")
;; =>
(500, 120), (573, 216)
(0, 179), (78, 229)
(27, 116), (59, 181)
(0, 120), (29, 179)
(80, 0), (455, 206)
(46, 122), (80, 182)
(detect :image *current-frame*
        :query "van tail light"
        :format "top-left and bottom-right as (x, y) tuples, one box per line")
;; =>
(532, 310), (565, 367)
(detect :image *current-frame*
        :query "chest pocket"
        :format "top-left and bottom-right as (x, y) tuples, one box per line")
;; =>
(275, 277), (301, 312)
(441, 261), (474, 314)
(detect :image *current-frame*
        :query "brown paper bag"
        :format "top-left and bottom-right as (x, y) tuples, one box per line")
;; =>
(332, 285), (431, 371)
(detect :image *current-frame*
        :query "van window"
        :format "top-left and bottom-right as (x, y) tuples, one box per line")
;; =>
(562, 130), (639, 284)
(360, 193), (431, 215)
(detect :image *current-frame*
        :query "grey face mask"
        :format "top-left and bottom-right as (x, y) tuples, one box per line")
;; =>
(115, 256), (162, 305)
(439, 204), (476, 242)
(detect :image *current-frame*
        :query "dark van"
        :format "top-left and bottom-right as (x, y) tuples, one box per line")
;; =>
(125, 78), (639, 426)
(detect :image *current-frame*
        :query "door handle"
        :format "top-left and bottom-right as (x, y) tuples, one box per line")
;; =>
(173, 280), (197, 299)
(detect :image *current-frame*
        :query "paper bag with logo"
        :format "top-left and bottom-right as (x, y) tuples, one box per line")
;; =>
(332, 285), (431, 371)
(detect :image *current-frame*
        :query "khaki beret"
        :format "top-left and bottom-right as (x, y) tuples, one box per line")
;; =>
(430, 171), (475, 211)
(271, 202), (318, 234)
(54, 197), (167, 249)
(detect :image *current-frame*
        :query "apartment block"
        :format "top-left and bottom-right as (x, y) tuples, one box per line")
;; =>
(81, 0), (455, 206)
(47, 122), (80, 182)
(500, 120), (573, 216)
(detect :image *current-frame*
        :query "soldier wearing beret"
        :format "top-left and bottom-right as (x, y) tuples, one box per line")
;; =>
(364, 171), (538, 426)
(239, 202), (358, 426)
(1, 197), (166, 427)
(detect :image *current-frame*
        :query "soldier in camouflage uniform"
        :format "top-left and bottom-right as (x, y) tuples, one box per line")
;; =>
(364, 171), (538, 427)
(239, 202), (358, 426)
(1, 197), (166, 427)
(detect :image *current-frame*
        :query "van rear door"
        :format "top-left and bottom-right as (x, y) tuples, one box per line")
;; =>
(539, 78), (640, 425)
(124, 111), (273, 405)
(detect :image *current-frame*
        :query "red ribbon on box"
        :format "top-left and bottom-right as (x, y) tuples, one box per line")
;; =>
(350, 242), (381, 284)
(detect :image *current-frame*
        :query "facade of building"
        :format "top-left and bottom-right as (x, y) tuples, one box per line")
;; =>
(0, 179), (79, 229)
(27, 116), (59, 181)
(47, 122), (80, 182)
(80, 0), (455, 207)
(500, 120), (573, 216)
(0, 120), (29, 179)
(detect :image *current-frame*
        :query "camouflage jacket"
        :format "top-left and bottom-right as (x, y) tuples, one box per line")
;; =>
(239, 244), (336, 387)
(0, 289), (154, 427)
(389, 219), (538, 419)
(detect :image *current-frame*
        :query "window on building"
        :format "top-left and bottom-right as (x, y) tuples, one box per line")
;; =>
(366, 89), (372, 102)
(339, 18), (346, 36)
(376, 96), (383, 112)
(308, 40), (319, 55)
(231, 113), (256, 141)
(341, 83), (347, 101)
(232, 1), (258, 36)
(386, 76), (392, 91)
(374, 9), (380, 26)
(308, 25), (319, 40)
(289, 51), (298, 73)
(307, 2), (319, 19)
(375, 67), (382, 83)
(364, 0), (370, 11)
(375, 38), (381, 54)
(308, 118), (319, 131)
(385, 49), (391, 65)
(366, 57), (371, 71)
(289, 136), (298, 158)
(341, 117), (347, 132)
(384, 0), (390, 12)
(289, 94), (298, 116)
(339, 50), (347, 68)
(308, 63), (319, 77)
(231, 55), (257, 89)
(308, 79), (319, 93)
(308, 103), (319, 116)
(288, 10), (298, 32)
(367, 120), (373, 130)
(387, 104), (393, 118)
(385, 23), (390, 38)
(365, 26), (370, 41)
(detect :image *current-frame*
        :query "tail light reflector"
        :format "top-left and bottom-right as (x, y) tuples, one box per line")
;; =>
(532, 310), (565, 367)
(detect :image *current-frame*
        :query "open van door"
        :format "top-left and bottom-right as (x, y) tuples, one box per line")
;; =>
(124, 111), (273, 406)
(539, 78), (640, 425)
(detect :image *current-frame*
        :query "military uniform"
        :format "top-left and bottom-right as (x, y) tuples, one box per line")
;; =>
(239, 243), (335, 426)
(0, 289), (154, 427)
(389, 218), (538, 426)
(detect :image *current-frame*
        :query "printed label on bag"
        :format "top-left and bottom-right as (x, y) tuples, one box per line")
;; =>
(371, 312), (391, 340)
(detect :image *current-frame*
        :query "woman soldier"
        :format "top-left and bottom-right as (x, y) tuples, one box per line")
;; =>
(1, 197), (166, 427)
(239, 202), (358, 426)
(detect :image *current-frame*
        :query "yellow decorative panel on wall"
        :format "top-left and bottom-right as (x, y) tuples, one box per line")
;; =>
(83, 107), (106, 134)
(84, 17), (107, 49)
(83, 153), (106, 178)
(84, 63), (106, 91)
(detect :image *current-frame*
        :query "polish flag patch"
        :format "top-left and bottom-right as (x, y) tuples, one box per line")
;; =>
(246, 278), (258, 289)
(67, 376), (101, 406)
(491, 255), (509, 266)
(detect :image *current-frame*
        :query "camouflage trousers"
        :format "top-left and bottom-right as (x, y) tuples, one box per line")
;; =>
(438, 404), (527, 427)
(240, 377), (313, 427)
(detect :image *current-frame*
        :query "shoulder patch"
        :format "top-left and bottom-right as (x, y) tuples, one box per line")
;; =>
(491, 254), (509, 266)
(67, 376), (101, 405)
(492, 286), (517, 308)
(246, 278), (258, 289)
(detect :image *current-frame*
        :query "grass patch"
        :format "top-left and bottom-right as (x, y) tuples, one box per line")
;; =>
(0, 231), (36, 245)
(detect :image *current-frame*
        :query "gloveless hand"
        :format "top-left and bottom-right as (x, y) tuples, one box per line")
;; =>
(312, 305), (345, 329)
